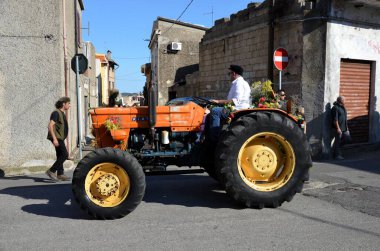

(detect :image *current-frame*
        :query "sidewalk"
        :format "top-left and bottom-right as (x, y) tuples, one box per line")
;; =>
(310, 143), (380, 188)
(304, 148), (380, 217)
(0, 146), (89, 177)
(340, 142), (380, 160)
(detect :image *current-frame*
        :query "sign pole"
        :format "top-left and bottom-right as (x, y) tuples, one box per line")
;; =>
(75, 55), (83, 159)
(273, 47), (289, 91)
(71, 53), (87, 160)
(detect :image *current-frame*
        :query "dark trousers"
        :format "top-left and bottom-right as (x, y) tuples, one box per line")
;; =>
(332, 131), (343, 158)
(209, 107), (230, 142)
(49, 140), (68, 175)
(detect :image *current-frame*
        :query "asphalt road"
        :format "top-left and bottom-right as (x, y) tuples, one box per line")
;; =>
(0, 154), (379, 251)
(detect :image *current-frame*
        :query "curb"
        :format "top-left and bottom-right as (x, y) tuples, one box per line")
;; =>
(0, 147), (94, 178)
(1, 160), (76, 177)
(341, 143), (380, 160)
(314, 143), (380, 162)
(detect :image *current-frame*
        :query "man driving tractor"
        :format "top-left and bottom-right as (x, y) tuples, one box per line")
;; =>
(209, 65), (251, 142)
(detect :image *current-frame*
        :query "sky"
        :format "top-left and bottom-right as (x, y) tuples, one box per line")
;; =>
(82, 0), (261, 94)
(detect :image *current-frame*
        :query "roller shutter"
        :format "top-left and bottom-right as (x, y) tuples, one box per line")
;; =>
(340, 59), (371, 144)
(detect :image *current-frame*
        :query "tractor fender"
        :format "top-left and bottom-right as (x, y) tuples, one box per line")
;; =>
(231, 108), (298, 124)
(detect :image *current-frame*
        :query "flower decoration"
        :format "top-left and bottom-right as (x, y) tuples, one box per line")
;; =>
(251, 80), (279, 108)
(104, 117), (121, 131)
(296, 114), (305, 123)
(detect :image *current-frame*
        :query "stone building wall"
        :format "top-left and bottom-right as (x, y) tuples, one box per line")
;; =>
(272, 22), (304, 94)
(198, 4), (271, 99)
(177, 71), (199, 97)
(197, 2), (306, 100)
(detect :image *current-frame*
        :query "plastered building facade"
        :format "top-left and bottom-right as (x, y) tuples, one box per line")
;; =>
(148, 17), (208, 105)
(0, 0), (85, 173)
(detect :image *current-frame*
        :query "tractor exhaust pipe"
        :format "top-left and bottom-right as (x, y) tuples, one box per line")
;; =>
(148, 82), (158, 146)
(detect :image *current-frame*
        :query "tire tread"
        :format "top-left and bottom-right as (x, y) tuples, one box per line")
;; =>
(216, 111), (311, 209)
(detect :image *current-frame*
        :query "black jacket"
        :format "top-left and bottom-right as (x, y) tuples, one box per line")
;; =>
(331, 101), (348, 131)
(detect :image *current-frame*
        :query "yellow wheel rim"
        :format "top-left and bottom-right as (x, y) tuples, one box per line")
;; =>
(85, 162), (130, 207)
(237, 132), (295, 192)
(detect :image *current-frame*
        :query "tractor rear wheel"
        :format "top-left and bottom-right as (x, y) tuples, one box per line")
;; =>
(72, 148), (146, 219)
(215, 111), (311, 208)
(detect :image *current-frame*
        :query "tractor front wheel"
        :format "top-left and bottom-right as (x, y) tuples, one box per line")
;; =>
(72, 148), (145, 219)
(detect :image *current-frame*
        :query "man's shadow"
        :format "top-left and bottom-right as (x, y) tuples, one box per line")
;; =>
(0, 174), (57, 183)
(0, 183), (91, 220)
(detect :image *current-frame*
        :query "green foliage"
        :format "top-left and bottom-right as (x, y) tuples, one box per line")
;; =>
(224, 102), (235, 113)
(251, 80), (274, 101)
(207, 102), (235, 113)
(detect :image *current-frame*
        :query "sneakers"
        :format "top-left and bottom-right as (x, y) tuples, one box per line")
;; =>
(57, 174), (71, 181)
(334, 155), (345, 160)
(45, 170), (59, 182)
(45, 170), (71, 181)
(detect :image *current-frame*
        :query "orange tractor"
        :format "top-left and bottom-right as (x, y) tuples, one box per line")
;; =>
(72, 90), (312, 219)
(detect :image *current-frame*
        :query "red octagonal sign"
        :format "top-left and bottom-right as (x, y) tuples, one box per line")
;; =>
(273, 47), (289, 71)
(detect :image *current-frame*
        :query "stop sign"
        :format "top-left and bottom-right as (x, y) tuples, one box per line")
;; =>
(273, 48), (289, 71)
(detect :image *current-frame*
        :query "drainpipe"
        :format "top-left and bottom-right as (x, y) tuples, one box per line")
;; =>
(62, 0), (71, 155)
(74, 0), (83, 159)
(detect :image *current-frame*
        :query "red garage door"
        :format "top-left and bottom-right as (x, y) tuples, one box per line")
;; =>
(340, 59), (372, 144)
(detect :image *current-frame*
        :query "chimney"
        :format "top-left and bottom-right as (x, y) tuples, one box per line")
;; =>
(106, 50), (112, 60)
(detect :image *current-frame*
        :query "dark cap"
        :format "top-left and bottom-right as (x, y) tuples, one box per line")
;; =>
(228, 65), (244, 75)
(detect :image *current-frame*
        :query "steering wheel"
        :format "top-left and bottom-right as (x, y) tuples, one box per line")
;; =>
(192, 96), (220, 107)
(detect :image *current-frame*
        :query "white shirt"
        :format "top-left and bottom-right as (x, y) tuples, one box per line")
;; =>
(227, 76), (251, 110)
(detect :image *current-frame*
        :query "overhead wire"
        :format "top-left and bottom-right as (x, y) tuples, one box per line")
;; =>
(114, 56), (150, 60)
(161, 0), (195, 35)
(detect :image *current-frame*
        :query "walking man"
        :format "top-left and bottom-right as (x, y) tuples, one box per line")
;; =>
(46, 97), (71, 181)
(331, 96), (349, 160)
